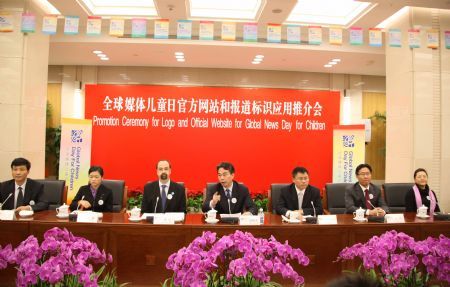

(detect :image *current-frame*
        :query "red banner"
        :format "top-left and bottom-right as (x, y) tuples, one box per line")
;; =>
(85, 84), (340, 193)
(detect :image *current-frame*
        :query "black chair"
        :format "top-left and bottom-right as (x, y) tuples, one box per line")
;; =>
(325, 183), (352, 214)
(269, 183), (290, 214)
(383, 183), (413, 213)
(35, 179), (66, 210)
(102, 179), (126, 212)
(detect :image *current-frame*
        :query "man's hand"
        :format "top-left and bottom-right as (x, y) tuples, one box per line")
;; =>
(212, 192), (221, 205)
(78, 200), (91, 210)
(368, 207), (385, 216)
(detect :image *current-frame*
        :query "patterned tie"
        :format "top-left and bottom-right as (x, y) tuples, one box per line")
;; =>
(364, 189), (372, 209)
(16, 186), (24, 208)
(297, 191), (303, 210)
(161, 185), (167, 211)
(225, 189), (231, 199)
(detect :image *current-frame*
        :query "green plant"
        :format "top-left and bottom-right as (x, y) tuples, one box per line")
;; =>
(187, 190), (203, 212)
(127, 193), (143, 209)
(250, 190), (269, 211)
(97, 266), (129, 287)
(45, 101), (61, 176)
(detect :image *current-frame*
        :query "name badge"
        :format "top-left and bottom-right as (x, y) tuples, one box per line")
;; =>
(239, 215), (260, 225)
(318, 215), (337, 225)
(0, 210), (15, 221)
(77, 211), (99, 223)
(153, 215), (175, 225)
(385, 214), (405, 223)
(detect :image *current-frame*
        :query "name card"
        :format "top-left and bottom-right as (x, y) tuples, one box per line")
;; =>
(318, 215), (337, 225)
(239, 215), (260, 225)
(385, 214), (405, 223)
(77, 211), (99, 223)
(153, 214), (175, 225)
(0, 210), (15, 221)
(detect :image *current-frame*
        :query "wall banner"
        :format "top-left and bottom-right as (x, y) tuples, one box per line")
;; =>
(85, 85), (340, 192)
(332, 125), (365, 183)
(58, 118), (92, 204)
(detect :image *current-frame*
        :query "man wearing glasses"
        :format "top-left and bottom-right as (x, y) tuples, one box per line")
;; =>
(345, 163), (388, 215)
(276, 166), (323, 217)
(202, 162), (256, 215)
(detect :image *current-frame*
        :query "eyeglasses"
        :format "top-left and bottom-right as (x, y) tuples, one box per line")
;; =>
(357, 172), (371, 176)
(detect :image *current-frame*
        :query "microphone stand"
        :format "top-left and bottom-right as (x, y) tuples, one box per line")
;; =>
(0, 193), (13, 210)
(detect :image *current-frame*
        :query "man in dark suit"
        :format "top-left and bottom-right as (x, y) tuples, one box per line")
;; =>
(276, 166), (323, 217)
(202, 162), (257, 215)
(141, 160), (186, 213)
(345, 163), (389, 215)
(0, 158), (48, 212)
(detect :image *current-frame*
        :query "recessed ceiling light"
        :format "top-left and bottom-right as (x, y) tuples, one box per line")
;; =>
(255, 55), (264, 59)
(331, 58), (341, 62)
(177, 58), (185, 62)
(252, 61), (261, 64)
(253, 58), (263, 62)
(97, 54), (107, 57)
(93, 50), (103, 54)
(328, 62), (337, 65)
(175, 55), (185, 59)
(324, 64), (332, 68)
(100, 57), (109, 61)
(175, 52), (184, 56)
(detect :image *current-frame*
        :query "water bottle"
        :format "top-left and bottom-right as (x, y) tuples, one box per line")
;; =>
(258, 208), (264, 225)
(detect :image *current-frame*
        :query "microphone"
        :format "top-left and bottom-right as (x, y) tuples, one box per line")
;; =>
(311, 201), (316, 218)
(77, 195), (85, 211)
(154, 196), (159, 213)
(0, 193), (13, 210)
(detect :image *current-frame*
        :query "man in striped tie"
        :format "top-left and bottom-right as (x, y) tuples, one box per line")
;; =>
(345, 163), (388, 215)
(0, 158), (48, 212)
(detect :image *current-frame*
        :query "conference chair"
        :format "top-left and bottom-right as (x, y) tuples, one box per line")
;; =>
(382, 183), (413, 213)
(36, 179), (66, 210)
(102, 179), (126, 212)
(325, 183), (353, 214)
(269, 183), (290, 214)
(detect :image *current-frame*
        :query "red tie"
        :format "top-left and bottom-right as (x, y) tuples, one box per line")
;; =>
(364, 189), (371, 209)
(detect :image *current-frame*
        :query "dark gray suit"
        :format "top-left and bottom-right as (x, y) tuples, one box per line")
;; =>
(345, 182), (388, 214)
(202, 181), (257, 215)
(141, 181), (186, 213)
(0, 179), (48, 211)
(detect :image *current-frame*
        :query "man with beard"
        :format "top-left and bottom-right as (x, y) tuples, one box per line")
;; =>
(141, 160), (186, 213)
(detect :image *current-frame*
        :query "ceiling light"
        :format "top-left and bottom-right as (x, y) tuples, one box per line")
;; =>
(285, 0), (374, 27)
(324, 64), (332, 68)
(100, 57), (109, 61)
(331, 58), (341, 62)
(188, 0), (263, 21)
(93, 50), (103, 54)
(77, 0), (158, 17)
(97, 53), (107, 57)
(252, 61), (261, 64)
(253, 58), (263, 62)
(175, 55), (185, 59)
(177, 58), (185, 62)
(34, 0), (61, 15)
(255, 55), (264, 59)
(328, 62), (337, 65)
(175, 52), (184, 56)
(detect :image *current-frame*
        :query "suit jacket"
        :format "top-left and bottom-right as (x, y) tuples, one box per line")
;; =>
(404, 185), (440, 213)
(69, 184), (113, 212)
(0, 179), (48, 212)
(275, 184), (323, 216)
(202, 181), (257, 215)
(141, 181), (186, 213)
(345, 182), (389, 214)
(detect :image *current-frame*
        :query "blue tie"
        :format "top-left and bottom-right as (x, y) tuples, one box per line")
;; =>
(161, 185), (167, 212)
(226, 189), (231, 199)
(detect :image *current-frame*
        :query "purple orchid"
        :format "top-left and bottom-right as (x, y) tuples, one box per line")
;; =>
(166, 230), (309, 286)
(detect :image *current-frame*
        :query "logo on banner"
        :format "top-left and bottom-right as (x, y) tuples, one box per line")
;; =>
(71, 130), (83, 143)
(342, 135), (355, 147)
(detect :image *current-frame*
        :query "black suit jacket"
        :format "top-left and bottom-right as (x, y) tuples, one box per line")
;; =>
(345, 182), (389, 214)
(69, 184), (113, 212)
(0, 179), (48, 211)
(202, 181), (257, 215)
(404, 185), (440, 213)
(275, 184), (323, 216)
(141, 181), (186, 213)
